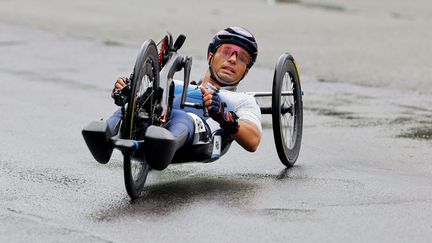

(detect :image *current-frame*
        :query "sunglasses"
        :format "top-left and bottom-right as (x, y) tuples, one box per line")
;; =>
(216, 45), (251, 66)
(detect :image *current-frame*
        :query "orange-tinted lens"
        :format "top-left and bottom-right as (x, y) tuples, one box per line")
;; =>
(218, 45), (251, 66)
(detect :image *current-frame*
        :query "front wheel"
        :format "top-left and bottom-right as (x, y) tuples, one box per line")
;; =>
(272, 53), (303, 167)
(123, 154), (150, 199)
(122, 40), (160, 199)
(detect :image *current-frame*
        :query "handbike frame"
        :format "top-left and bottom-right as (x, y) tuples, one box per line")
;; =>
(245, 91), (294, 114)
(158, 37), (204, 125)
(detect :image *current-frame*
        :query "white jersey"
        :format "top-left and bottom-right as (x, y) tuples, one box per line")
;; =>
(206, 89), (262, 134)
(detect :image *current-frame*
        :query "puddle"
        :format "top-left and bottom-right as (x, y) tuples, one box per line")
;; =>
(103, 40), (125, 47)
(268, 0), (300, 4)
(398, 104), (431, 113)
(299, 2), (347, 12)
(270, 0), (347, 12)
(305, 106), (429, 130)
(0, 40), (26, 47)
(390, 12), (415, 21)
(339, 118), (383, 128)
(249, 207), (316, 221)
(3, 162), (87, 189)
(390, 117), (414, 125)
(317, 78), (334, 83)
(306, 107), (359, 120)
(398, 127), (432, 140)
(341, 92), (375, 100)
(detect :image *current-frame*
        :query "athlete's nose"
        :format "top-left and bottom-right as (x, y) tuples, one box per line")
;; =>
(227, 51), (238, 64)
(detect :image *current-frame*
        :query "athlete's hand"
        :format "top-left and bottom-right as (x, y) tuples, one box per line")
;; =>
(112, 77), (131, 106)
(200, 85), (239, 134)
(200, 85), (219, 113)
(113, 77), (129, 92)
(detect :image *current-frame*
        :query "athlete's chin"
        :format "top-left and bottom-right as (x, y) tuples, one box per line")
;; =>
(218, 72), (236, 82)
(218, 75), (238, 85)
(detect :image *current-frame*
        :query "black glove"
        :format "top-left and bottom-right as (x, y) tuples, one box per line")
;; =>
(208, 92), (239, 135)
(111, 77), (131, 107)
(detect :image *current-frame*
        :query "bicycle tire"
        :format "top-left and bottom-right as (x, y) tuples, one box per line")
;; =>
(271, 53), (303, 167)
(122, 40), (160, 199)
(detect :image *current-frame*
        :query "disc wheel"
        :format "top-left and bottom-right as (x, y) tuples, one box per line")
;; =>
(272, 53), (303, 167)
(122, 40), (160, 199)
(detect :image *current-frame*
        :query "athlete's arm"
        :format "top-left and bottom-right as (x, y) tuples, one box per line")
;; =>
(233, 120), (261, 152)
(201, 86), (261, 152)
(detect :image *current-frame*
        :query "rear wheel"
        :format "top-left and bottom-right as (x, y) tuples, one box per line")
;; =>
(272, 53), (303, 167)
(122, 40), (160, 199)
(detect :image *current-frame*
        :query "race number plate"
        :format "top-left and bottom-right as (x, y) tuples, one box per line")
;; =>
(211, 135), (222, 159)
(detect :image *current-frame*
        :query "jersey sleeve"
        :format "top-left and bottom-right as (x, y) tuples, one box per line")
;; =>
(235, 95), (262, 134)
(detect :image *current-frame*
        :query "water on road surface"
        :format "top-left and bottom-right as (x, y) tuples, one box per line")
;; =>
(1, 3), (432, 242)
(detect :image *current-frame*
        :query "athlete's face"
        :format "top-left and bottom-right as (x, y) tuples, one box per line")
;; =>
(208, 44), (250, 85)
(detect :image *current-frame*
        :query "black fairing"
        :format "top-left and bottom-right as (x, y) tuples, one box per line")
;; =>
(143, 126), (188, 171)
(82, 121), (114, 164)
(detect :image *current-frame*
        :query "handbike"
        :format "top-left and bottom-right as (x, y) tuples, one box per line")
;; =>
(82, 33), (303, 199)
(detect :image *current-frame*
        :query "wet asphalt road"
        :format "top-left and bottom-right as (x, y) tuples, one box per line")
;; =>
(1, 24), (432, 242)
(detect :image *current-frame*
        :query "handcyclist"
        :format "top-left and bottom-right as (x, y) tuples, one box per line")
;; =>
(109, 26), (262, 169)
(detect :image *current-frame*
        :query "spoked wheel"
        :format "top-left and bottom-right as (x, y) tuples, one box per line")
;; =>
(272, 53), (303, 167)
(122, 40), (161, 199)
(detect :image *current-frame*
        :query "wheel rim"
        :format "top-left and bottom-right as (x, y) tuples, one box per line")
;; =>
(281, 72), (296, 150)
